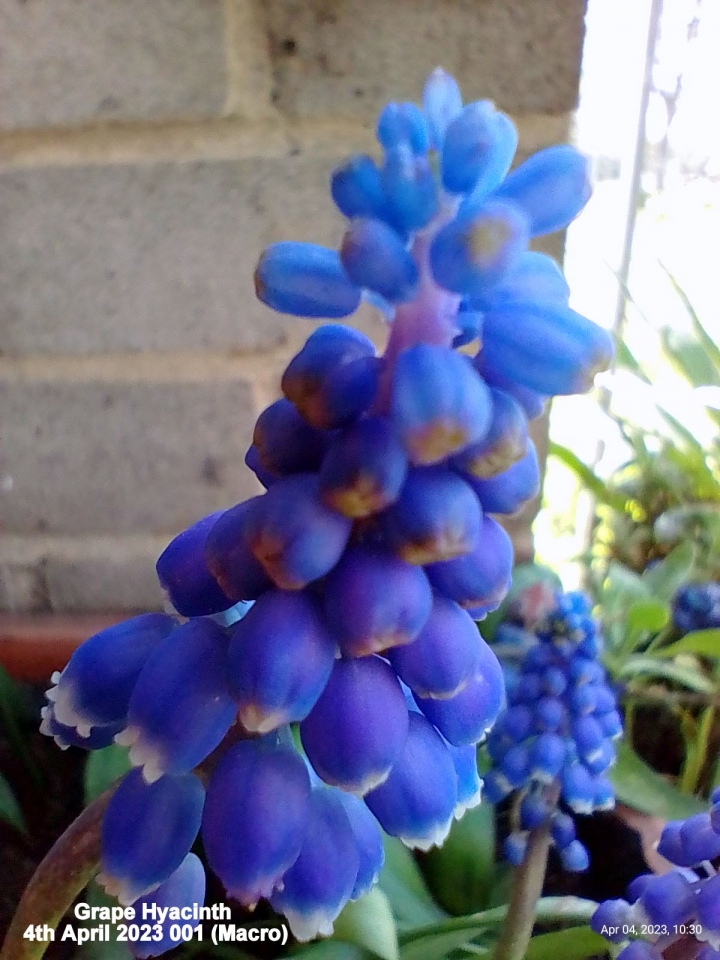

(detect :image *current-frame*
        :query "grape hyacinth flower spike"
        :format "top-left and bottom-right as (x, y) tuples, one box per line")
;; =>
(29, 68), (615, 954)
(592, 788), (720, 959)
(484, 591), (621, 872)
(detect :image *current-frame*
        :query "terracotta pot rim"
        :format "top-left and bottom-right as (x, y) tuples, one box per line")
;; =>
(0, 613), (128, 683)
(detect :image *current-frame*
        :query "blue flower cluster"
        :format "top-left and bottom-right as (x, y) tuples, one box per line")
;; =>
(592, 789), (720, 960)
(41, 70), (613, 951)
(483, 592), (621, 872)
(673, 582), (720, 633)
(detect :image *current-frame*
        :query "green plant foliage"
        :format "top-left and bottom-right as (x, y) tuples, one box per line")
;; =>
(333, 888), (400, 960)
(84, 744), (131, 805)
(377, 836), (447, 932)
(421, 803), (497, 916)
(654, 629), (720, 659)
(610, 741), (705, 819)
(523, 926), (607, 960)
(0, 771), (26, 832)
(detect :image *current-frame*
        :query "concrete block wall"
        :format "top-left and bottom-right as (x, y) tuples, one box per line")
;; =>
(0, 0), (587, 613)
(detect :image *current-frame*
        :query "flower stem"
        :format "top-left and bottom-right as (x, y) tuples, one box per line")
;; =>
(0, 790), (112, 960)
(491, 817), (553, 960)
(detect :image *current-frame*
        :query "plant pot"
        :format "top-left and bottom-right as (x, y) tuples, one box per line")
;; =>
(0, 613), (124, 683)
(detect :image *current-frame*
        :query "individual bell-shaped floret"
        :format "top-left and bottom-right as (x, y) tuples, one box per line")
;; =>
(638, 871), (696, 928)
(228, 589), (336, 733)
(496, 743), (531, 789)
(430, 200), (529, 295)
(533, 695), (566, 733)
(474, 350), (547, 421)
(503, 831), (528, 866)
(40, 705), (124, 751)
(672, 582), (720, 633)
(449, 742), (483, 818)
(550, 811), (576, 850)
(254, 242), (361, 318)
(318, 416), (409, 519)
(377, 102), (430, 155)
(99, 769), (205, 906)
(528, 732), (566, 783)
(253, 398), (331, 476)
(243, 475), (352, 590)
(450, 388), (528, 479)
(300, 657), (409, 795)
(462, 441), (540, 515)
(471, 250), (570, 312)
(415, 639), (505, 745)
(130, 854), (206, 959)
(425, 514), (513, 612)
(388, 595), (481, 699)
(696, 874), (720, 934)
(155, 512), (232, 618)
(245, 444), (280, 488)
(441, 100), (517, 197)
(117, 619), (236, 782)
(491, 144), (592, 237)
(331, 154), (388, 221)
(365, 712), (458, 851)
(201, 738), (311, 906)
(560, 839), (590, 873)
(480, 301), (614, 396)
(678, 812), (720, 865)
(204, 500), (273, 601)
(45, 614), (175, 737)
(270, 789), (360, 941)
(390, 345), (492, 465)
(382, 467), (482, 565)
(423, 68), (464, 150)
(282, 324), (378, 430)
(519, 791), (551, 830)
(340, 218), (419, 303)
(324, 546), (432, 657)
(336, 791), (385, 900)
(560, 762), (596, 814)
(382, 145), (438, 233)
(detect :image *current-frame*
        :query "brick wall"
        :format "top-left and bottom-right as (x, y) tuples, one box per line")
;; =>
(0, 0), (587, 613)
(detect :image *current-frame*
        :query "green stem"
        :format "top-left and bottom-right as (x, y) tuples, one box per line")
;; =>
(0, 790), (112, 960)
(398, 897), (596, 949)
(491, 818), (553, 960)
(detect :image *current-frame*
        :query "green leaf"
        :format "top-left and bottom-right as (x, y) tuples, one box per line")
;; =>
(610, 741), (705, 819)
(659, 328), (720, 389)
(548, 442), (627, 510)
(626, 599), (670, 636)
(641, 542), (696, 602)
(654, 629), (720, 659)
(84, 744), (131, 804)
(334, 888), (399, 960)
(618, 656), (715, 693)
(378, 836), (446, 932)
(525, 926), (607, 960)
(660, 266), (720, 372)
(400, 928), (486, 960)
(398, 898), (597, 960)
(0, 665), (42, 785)
(0, 771), (26, 832)
(614, 337), (651, 383)
(422, 803), (496, 915)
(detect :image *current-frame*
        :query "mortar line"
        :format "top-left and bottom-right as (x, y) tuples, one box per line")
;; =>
(222, 0), (279, 120)
(0, 112), (573, 172)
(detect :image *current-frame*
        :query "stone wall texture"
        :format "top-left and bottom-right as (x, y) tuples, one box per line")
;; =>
(0, 0), (587, 612)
